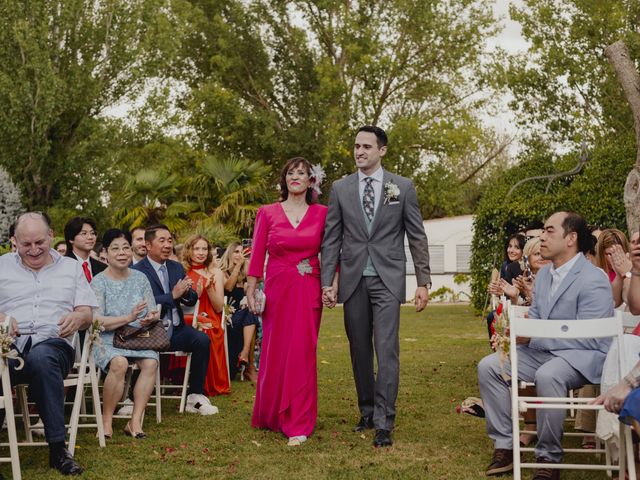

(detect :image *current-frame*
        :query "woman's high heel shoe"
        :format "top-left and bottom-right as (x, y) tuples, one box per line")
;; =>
(237, 356), (249, 382)
(124, 421), (146, 439)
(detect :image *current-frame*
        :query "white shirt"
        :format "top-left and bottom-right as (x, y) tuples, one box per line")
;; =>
(73, 251), (92, 277)
(549, 252), (582, 299)
(358, 167), (384, 217)
(147, 257), (178, 325)
(0, 250), (98, 351)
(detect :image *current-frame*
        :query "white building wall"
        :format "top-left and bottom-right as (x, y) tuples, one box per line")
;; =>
(405, 214), (474, 303)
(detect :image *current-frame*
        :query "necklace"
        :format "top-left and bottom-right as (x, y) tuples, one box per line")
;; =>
(282, 201), (307, 225)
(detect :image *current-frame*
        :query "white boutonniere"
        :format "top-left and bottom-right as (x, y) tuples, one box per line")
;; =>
(384, 181), (400, 204)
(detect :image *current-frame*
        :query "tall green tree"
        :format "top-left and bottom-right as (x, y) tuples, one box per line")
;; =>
(176, 0), (502, 216)
(0, 0), (183, 218)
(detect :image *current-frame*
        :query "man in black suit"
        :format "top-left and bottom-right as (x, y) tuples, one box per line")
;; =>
(132, 225), (217, 415)
(64, 217), (106, 282)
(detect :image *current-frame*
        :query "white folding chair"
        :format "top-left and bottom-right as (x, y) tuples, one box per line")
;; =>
(622, 311), (640, 333)
(222, 296), (231, 386)
(0, 351), (21, 480)
(13, 331), (105, 455)
(151, 302), (197, 422)
(509, 309), (636, 479)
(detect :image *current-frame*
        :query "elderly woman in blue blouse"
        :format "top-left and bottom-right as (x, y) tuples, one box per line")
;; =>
(92, 229), (159, 439)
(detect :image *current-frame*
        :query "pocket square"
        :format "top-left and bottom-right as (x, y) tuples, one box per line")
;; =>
(388, 201), (400, 205)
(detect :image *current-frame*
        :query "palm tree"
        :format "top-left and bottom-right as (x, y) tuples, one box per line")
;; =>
(112, 169), (192, 232)
(187, 155), (272, 236)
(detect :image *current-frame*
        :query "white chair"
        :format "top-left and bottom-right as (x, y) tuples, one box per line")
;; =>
(151, 301), (198, 422)
(222, 296), (230, 385)
(622, 311), (640, 333)
(0, 350), (21, 480)
(509, 309), (636, 479)
(14, 331), (106, 454)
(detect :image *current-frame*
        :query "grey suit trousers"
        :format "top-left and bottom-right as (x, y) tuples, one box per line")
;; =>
(478, 346), (588, 462)
(344, 276), (400, 431)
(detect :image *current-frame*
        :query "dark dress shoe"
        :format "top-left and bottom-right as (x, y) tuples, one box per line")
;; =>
(49, 448), (84, 476)
(353, 416), (374, 432)
(486, 448), (513, 476)
(373, 429), (393, 448)
(532, 457), (560, 480)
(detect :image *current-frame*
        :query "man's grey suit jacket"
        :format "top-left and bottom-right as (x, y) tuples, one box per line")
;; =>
(528, 253), (614, 384)
(321, 170), (431, 303)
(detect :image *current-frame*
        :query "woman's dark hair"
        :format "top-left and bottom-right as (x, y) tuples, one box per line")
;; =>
(278, 157), (316, 204)
(504, 233), (526, 260)
(101, 228), (132, 250)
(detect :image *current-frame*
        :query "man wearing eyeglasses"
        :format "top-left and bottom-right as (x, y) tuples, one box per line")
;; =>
(63, 217), (107, 283)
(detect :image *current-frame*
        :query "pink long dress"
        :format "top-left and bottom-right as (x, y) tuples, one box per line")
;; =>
(248, 202), (327, 437)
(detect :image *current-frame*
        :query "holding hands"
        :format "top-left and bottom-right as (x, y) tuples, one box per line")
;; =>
(322, 286), (337, 308)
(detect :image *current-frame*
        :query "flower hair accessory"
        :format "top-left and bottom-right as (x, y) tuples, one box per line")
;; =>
(309, 164), (326, 196)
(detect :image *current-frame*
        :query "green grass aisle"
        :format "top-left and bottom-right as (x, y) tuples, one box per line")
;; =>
(15, 305), (608, 479)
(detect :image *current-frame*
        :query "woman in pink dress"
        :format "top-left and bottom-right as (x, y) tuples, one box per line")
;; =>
(246, 157), (334, 446)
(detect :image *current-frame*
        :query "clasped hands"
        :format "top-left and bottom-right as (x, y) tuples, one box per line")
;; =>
(128, 301), (160, 327)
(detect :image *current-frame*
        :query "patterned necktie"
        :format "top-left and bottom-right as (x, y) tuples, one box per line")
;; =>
(362, 177), (375, 222)
(158, 264), (175, 325)
(82, 261), (92, 283)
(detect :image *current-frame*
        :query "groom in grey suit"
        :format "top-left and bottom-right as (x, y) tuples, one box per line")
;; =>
(478, 212), (614, 480)
(321, 126), (431, 448)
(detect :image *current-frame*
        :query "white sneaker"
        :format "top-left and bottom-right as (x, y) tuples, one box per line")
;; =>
(32, 418), (45, 437)
(117, 398), (134, 416)
(287, 435), (307, 446)
(185, 394), (218, 415)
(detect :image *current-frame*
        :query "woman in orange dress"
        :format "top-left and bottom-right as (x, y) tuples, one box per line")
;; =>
(182, 235), (230, 396)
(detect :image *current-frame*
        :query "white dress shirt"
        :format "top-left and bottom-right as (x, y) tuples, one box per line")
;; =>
(73, 251), (92, 277)
(358, 166), (384, 218)
(548, 252), (582, 299)
(0, 250), (98, 351)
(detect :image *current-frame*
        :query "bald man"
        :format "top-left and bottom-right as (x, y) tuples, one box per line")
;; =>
(1, 212), (98, 476)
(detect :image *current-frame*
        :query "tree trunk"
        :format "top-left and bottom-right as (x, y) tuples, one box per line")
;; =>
(605, 40), (640, 234)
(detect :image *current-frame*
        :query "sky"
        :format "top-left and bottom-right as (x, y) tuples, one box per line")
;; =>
(483, 0), (530, 145)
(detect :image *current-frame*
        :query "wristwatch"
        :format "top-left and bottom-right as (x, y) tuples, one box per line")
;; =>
(624, 271), (632, 279)
(421, 282), (432, 289)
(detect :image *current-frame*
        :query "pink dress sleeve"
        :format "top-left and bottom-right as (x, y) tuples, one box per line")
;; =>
(247, 206), (269, 278)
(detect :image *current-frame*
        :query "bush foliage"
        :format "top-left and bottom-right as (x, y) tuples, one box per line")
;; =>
(470, 137), (634, 311)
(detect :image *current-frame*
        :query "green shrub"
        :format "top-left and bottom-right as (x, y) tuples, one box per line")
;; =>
(470, 137), (634, 311)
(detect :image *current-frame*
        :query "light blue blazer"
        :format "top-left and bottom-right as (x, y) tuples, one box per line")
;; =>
(528, 253), (614, 384)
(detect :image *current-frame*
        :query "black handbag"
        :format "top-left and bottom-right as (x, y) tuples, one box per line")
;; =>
(113, 320), (170, 351)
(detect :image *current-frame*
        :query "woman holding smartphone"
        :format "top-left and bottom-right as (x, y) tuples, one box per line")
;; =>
(91, 229), (160, 439)
(220, 242), (258, 381)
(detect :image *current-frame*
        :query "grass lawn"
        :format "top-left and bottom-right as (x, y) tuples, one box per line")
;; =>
(13, 305), (612, 479)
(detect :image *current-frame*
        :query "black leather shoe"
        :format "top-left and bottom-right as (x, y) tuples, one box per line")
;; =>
(353, 416), (374, 432)
(373, 429), (393, 448)
(486, 448), (513, 476)
(49, 448), (83, 476)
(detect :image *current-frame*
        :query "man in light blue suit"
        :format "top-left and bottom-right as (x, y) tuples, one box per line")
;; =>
(478, 212), (614, 480)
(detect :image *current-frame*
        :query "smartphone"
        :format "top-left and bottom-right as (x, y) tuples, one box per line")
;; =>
(241, 239), (252, 249)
